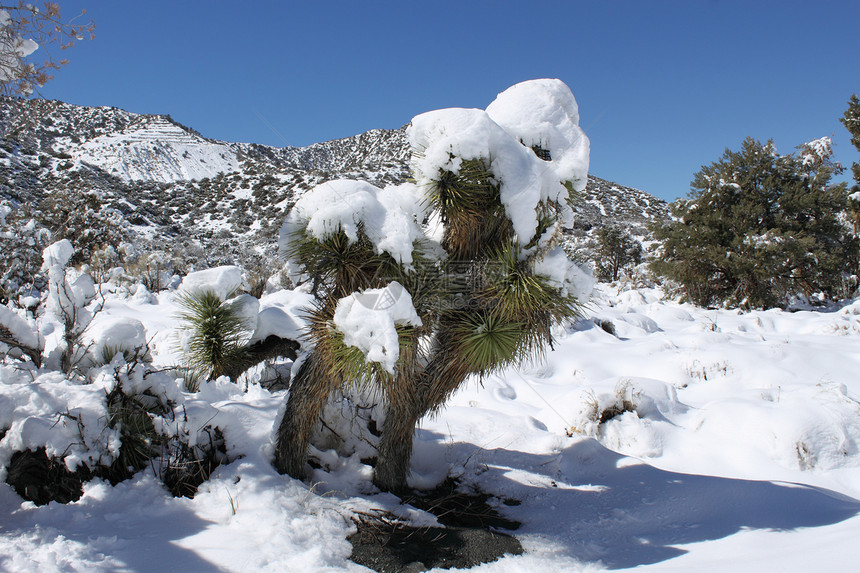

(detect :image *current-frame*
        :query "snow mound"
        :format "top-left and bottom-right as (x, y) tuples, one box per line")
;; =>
(0, 371), (117, 476)
(690, 381), (860, 472)
(251, 288), (315, 344)
(179, 265), (244, 300)
(41, 239), (75, 270)
(85, 317), (148, 363)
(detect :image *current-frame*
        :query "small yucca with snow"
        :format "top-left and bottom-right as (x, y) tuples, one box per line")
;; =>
(176, 289), (251, 385)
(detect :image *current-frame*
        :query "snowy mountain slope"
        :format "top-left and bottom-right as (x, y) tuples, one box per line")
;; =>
(236, 127), (410, 179)
(0, 97), (668, 271)
(67, 116), (241, 183)
(1, 96), (411, 184)
(576, 175), (668, 237)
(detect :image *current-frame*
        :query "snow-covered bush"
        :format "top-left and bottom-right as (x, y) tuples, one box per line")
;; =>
(122, 249), (183, 293)
(567, 380), (641, 436)
(0, 201), (51, 303)
(40, 239), (101, 374)
(1, 237), (157, 375)
(274, 79), (593, 491)
(38, 188), (129, 268)
(1, 354), (227, 504)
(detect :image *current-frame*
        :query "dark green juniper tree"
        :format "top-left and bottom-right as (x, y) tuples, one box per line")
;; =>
(592, 226), (643, 282)
(274, 80), (592, 492)
(841, 94), (860, 234)
(651, 137), (858, 309)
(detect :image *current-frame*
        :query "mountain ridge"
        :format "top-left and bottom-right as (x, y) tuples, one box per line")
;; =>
(0, 96), (668, 273)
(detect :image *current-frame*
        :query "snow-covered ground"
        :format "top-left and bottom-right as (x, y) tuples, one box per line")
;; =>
(2, 282), (859, 572)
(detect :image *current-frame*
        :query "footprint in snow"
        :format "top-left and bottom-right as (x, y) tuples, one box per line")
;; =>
(494, 385), (517, 401)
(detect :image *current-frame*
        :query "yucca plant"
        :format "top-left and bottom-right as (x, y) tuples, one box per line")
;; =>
(275, 80), (592, 492)
(277, 173), (585, 492)
(176, 289), (251, 383)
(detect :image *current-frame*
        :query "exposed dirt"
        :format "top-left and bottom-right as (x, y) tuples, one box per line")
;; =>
(349, 478), (523, 572)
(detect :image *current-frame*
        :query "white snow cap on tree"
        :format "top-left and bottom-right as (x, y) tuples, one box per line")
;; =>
(409, 107), (552, 244)
(408, 78), (590, 245)
(486, 78), (590, 192)
(332, 281), (422, 374)
(279, 179), (426, 267)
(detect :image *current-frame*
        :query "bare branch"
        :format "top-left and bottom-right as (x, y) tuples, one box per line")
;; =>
(0, 2), (95, 96)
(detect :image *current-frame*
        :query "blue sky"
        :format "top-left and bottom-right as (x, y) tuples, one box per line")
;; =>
(38, 0), (860, 201)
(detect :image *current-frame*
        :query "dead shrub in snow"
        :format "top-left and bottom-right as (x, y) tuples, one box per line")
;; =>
(567, 380), (640, 436)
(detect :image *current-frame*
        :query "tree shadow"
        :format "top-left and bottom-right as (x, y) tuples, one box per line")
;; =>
(0, 475), (224, 572)
(418, 432), (860, 569)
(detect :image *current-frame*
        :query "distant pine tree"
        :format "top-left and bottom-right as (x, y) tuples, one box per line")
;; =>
(650, 137), (858, 308)
(841, 94), (860, 234)
(592, 226), (642, 282)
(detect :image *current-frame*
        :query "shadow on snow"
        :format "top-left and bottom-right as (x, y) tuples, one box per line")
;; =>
(0, 474), (221, 572)
(419, 432), (860, 570)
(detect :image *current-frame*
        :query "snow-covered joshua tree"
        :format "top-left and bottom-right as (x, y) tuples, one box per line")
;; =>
(274, 79), (594, 492)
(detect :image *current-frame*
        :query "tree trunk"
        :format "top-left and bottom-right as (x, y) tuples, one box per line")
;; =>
(273, 352), (336, 479)
(374, 346), (471, 492)
(374, 388), (422, 493)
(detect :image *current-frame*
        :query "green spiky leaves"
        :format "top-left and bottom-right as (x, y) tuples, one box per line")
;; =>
(426, 158), (513, 260)
(176, 290), (251, 382)
(439, 242), (582, 374)
(450, 310), (524, 374)
(284, 221), (426, 299)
